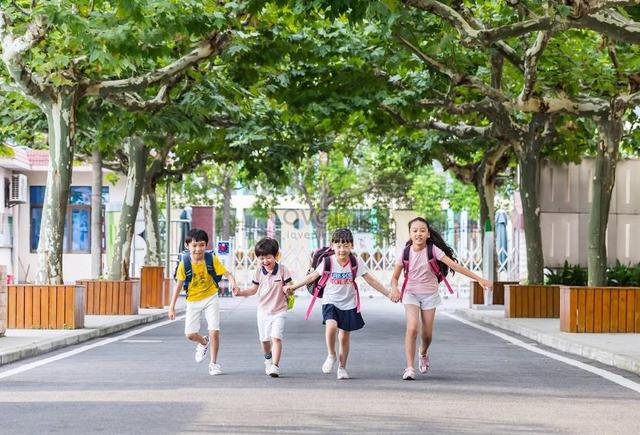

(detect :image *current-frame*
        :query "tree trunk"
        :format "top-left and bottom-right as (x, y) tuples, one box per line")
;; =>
(517, 143), (544, 284)
(91, 144), (103, 279)
(588, 117), (622, 286)
(143, 181), (162, 266)
(222, 172), (232, 241)
(36, 93), (77, 284)
(476, 171), (497, 280)
(109, 137), (146, 280)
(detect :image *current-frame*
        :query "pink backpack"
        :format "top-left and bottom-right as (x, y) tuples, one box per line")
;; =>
(400, 241), (454, 300)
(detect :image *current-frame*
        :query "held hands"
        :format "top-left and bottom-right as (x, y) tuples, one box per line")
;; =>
(479, 279), (493, 289)
(282, 285), (295, 296)
(388, 289), (401, 303)
(232, 287), (242, 297)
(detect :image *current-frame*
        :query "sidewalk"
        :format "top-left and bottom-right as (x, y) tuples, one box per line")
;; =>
(452, 302), (640, 376)
(0, 298), (186, 366)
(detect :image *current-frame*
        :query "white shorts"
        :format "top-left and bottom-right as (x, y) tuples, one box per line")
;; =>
(403, 291), (442, 310)
(257, 309), (286, 342)
(184, 294), (220, 335)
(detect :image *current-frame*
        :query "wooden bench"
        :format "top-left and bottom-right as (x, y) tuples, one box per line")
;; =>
(76, 280), (140, 315)
(560, 286), (640, 333)
(6, 285), (85, 329)
(504, 285), (560, 318)
(140, 266), (165, 308)
(470, 281), (519, 306)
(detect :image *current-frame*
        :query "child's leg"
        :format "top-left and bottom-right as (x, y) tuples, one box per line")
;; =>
(404, 304), (421, 369)
(186, 332), (207, 345)
(209, 329), (220, 363)
(325, 320), (338, 357)
(337, 329), (350, 368)
(271, 338), (282, 366)
(261, 340), (272, 356)
(419, 308), (436, 355)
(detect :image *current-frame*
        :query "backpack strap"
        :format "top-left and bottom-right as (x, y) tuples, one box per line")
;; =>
(305, 256), (332, 320)
(182, 252), (192, 293)
(427, 243), (454, 294)
(204, 251), (222, 288)
(349, 253), (361, 314)
(400, 245), (411, 301)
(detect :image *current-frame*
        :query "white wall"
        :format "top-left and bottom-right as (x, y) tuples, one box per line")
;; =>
(16, 167), (127, 283)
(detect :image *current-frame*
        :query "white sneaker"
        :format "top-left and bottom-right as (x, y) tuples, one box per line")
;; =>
(337, 366), (349, 380)
(267, 364), (280, 378)
(264, 358), (273, 375)
(322, 355), (336, 373)
(195, 336), (210, 363)
(208, 363), (222, 376)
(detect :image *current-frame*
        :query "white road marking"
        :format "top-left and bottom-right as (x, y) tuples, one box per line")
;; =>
(443, 312), (640, 394)
(0, 315), (185, 381)
(121, 339), (163, 343)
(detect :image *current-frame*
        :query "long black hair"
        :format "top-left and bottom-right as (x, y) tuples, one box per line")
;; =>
(407, 217), (458, 271)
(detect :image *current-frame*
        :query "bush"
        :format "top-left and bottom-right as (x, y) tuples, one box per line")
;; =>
(544, 261), (587, 286)
(545, 261), (640, 287)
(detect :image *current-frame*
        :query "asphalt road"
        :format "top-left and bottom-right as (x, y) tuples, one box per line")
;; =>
(1, 296), (639, 434)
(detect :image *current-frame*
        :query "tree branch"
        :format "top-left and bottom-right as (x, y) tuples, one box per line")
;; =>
(0, 12), (51, 102)
(84, 31), (231, 97)
(395, 34), (507, 102)
(519, 31), (550, 103)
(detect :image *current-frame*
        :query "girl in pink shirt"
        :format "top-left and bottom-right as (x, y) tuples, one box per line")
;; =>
(390, 217), (492, 380)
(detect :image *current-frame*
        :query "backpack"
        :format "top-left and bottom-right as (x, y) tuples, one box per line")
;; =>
(400, 241), (454, 300)
(174, 249), (223, 295)
(304, 247), (360, 320)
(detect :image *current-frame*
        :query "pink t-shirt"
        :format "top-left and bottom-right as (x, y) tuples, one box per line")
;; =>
(395, 244), (446, 295)
(252, 263), (292, 314)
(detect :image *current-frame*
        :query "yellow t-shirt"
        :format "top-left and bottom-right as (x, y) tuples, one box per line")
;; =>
(176, 255), (227, 302)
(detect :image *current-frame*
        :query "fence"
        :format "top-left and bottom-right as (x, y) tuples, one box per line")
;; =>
(231, 240), (523, 298)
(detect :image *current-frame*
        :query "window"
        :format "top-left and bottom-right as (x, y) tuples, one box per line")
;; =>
(30, 186), (109, 253)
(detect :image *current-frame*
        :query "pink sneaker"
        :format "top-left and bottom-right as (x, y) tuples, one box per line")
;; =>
(418, 353), (430, 374)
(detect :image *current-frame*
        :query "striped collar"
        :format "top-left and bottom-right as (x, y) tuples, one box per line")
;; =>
(261, 263), (279, 276)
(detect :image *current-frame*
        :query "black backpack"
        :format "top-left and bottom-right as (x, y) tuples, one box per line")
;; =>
(173, 249), (222, 295)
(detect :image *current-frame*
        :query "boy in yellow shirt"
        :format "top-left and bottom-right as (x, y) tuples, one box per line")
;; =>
(168, 229), (238, 375)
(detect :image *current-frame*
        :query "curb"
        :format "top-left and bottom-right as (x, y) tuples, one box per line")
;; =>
(455, 309), (640, 376)
(0, 308), (185, 366)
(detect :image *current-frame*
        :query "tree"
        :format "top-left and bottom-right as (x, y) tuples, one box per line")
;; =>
(0, 1), (234, 283)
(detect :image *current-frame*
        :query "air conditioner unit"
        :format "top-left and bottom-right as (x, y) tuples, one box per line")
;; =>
(9, 173), (28, 204)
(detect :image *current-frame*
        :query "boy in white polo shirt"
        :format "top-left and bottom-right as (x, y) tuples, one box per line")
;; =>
(233, 237), (292, 377)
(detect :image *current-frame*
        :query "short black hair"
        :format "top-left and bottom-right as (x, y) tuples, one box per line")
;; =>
(331, 228), (353, 244)
(255, 237), (279, 257)
(186, 228), (209, 245)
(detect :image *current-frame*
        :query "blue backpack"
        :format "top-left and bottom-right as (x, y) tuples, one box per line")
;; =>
(174, 250), (223, 294)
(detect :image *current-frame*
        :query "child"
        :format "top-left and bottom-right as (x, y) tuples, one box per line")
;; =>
(283, 228), (397, 380)
(233, 237), (292, 378)
(390, 217), (492, 380)
(168, 228), (239, 376)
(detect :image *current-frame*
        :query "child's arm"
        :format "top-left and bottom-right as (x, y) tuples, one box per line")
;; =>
(441, 256), (493, 288)
(168, 280), (183, 320)
(389, 264), (403, 302)
(223, 271), (240, 293)
(234, 283), (258, 297)
(362, 272), (397, 301)
(283, 271), (320, 295)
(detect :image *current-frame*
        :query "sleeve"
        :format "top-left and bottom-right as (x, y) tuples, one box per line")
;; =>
(252, 268), (260, 286)
(212, 255), (228, 275)
(175, 261), (186, 281)
(394, 245), (405, 267)
(355, 256), (369, 278)
(433, 244), (446, 260)
(282, 265), (293, 284)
